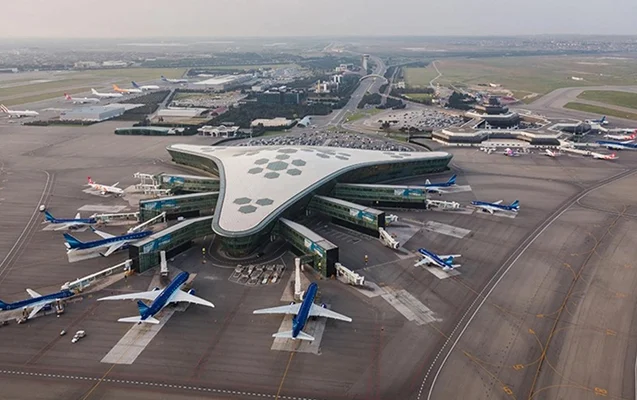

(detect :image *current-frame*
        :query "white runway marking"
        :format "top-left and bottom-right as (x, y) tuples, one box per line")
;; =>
(421, 265), (461, 279)
(78, 204), (127, 213)
(101, 308), (177, 364)
(423, 221), (471, 239)
(381, 287), (441, 325)
(270, 313), (326, 355)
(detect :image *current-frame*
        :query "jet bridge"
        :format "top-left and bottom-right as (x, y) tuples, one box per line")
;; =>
(307, 195), (385, 237)
(332, 183), (429, 208)
(156, 173), (220, 194)
(277, 218), (338, 277)
(139, 192), (218, 222)
(130, 215), (214, 272)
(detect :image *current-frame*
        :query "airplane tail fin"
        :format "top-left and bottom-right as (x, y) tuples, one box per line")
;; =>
(0, 299), (6, 308)
(510, 200), (520, 209)
(0, 104), (8, 113)
(444, 256), (454, 265)
(112, 84), (120, 90)
(63, 233), (83, 248)
(131, 81), (140, 89)
(273, 330), (315, 341)
(91, 88), (98, 94)
(136, 300), (150, 316)
(424, 179), (431, 185)
(118, 315), (160, 324)
(87, 176), (94, 184)
(448, 174), (457, 185)
(44, 211), (55, 222)
(64, 93), (71, 100)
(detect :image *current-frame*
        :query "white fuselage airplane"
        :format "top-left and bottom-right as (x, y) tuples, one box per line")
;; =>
(472, 200), (520, 214)
(592, 152), (618, 160)
(91, 88), (123, 98)
(64, 93), (99, 104)
(544, 149), (562, 157)
(132, 81), (159, 91)
(87, 177), (124, 196)
(113, 84), (142, 94)
(0, 104), (39, 118)
(161, 75), (188, 84)
(604, 132), (636, 141)
(414, 248), (462, 271)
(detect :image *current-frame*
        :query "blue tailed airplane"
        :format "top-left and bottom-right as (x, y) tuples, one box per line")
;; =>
(45, 211), (96, 231)
(596, 140), (637, 150)
(253, 282), (352, 341)
(64, 227), (153, 257)
(97, 271), (214, 324)
(414, 248), (462, 271)
(472, 200), (520, 214)
(0, 288), (74, 320)
(424, 174), (457, 194)
(591, 116), (608, 125)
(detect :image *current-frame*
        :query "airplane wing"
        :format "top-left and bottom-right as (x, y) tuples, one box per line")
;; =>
(53, 222), (74, 231)
(111, 182), (120, 187)
(92, 229), (115, 239)
(98, 290), (162, 302)
(28, 304), (45, 319)
(426, 187), (442, 194)
(414, 258), (429, 267)
(438, 254), (462, 259)
(101, 242), (126, 257)
(26, 288), (42, 298)
(170, 290), (214, 308)
(253, 303), (302, 315)
(493, 200), (503, 205)
(309, 304), (352, 322)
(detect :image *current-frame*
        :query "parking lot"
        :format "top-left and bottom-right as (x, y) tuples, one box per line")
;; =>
(237, 130), (413, 151)
(375, 108), (465, 130)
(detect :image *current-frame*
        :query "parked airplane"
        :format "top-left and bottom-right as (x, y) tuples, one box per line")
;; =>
(592, 152), (619, 160)
(64, 93), (100, 104)
(424, 174), (457, 194)
(112, 84), (142, 94)
(44, 211), (96, 231)
(591, 116), (609, 125)
(414, 248), (462, 271)
(161, 75), (188, 84)
(97, 271), (214, 324)
(90, 88), (123, 98)
(544, 149), (562, 157)
(132, 81), (160, 91)
(504, 148), (521, 157)
(64, 228), (153, 257)
(596, 140), (637, 150)
(0, 104), (39, 118)
(87, 177), (125, 196)
(0, 288), (74, 320)
(472, 200), (520, 214)
(253, 282), (352, 341)
(604, 131), (636, 141)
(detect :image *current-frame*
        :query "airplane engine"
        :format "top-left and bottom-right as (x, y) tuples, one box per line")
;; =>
(188, 289), (196, 295)
(153, 287), (160, 291)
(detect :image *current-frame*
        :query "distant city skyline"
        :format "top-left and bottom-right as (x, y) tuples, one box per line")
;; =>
(2, 0), (637, 38)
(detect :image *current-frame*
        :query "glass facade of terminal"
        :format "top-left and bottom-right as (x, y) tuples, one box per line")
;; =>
(139, 192), (218, 222)
(157, 173), (220, 194)
(308, 195), (385, 234)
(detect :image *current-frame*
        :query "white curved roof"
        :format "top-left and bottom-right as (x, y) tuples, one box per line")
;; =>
(168, 144), (451, 237)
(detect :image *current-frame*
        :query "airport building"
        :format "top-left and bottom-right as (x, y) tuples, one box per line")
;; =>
(60, 105), (125, 122)
(434, 127), (561, 146)
(193, 74), (253, 91)
(166, 144), (452, 264)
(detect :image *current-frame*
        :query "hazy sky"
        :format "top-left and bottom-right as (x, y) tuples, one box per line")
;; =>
(2, 0), (637, 38)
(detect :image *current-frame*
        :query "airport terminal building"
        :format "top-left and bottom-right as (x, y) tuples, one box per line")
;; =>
(154, 144), (451, 276)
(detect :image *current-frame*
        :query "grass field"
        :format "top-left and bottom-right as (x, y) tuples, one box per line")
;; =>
(433, 56), (637, 101)
(84, 68), (186, 80)
(403, 67), (439, 89)
(577, 90), (637, 110)
(564, 102), (637, 121)
(346, 108), (382, 122)
(2, 87), (92, 106)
